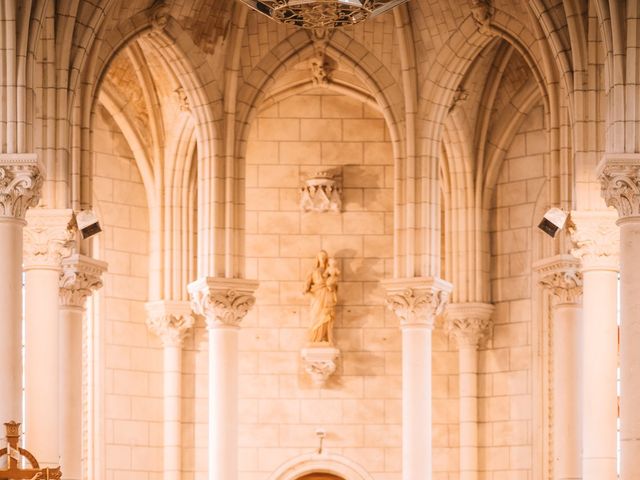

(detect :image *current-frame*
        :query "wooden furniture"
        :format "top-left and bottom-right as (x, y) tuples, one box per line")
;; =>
(0, 422), (61, 479)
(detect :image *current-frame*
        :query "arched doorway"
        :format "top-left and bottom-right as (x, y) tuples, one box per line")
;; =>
(297, 474), (344, 480)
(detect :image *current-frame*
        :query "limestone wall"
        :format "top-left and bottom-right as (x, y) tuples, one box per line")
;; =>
(484, 102), (548, 478)
(92, 106), (163, 480)
(241, 89), (400, 479)
(89, 94), (548, 480)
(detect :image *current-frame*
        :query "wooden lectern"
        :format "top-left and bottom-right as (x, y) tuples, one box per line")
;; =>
(0, 422), (61, 479)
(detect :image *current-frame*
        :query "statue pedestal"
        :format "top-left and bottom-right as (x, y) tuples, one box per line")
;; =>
(301, 344), (340, 387)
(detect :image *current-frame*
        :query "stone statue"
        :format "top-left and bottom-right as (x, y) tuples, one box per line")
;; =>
(304, 250), (340, 344)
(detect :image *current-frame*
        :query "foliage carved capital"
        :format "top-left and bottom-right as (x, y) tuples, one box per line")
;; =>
(0, 154), (44, 220)
(188, 277), (259, 329)
(569, 210), (619, 270)
(59, 254), (107, 308)
(535, 255), (583, 305)
(24, 209), (75, 269)
(145, 301), (194, 347)
(445, 302), (494, 347)
(382, 277), (453, 329)
(598, 154), (640, 218)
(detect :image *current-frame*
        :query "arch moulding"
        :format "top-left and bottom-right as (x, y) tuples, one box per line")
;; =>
(267, 453), (375, 480)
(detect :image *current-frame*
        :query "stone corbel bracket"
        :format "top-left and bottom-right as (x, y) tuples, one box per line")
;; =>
(300, 170), (342, 213)
(301, 345), (340, 387)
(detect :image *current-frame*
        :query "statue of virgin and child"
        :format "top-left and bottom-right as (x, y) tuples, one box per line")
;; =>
(303, 250), (340, 344)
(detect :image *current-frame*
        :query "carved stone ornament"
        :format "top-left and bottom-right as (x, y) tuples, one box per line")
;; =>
(569, 210), (619, 270)
(175, 87), (190, 112)
(24, 208), (76, 269)
(382, 277), (453, 329)
(149, 0), (170, 30)
(449, 85), (469, 113)
(309, 28), (333, 86)
(445, 302), (494, 348)
(145, 300), (195, 347)
(0, 154), (44, 220)
(598, 154), (640, 218)
(301, 171), (342, 213)
(188, 277), (259, 329)
(535, 255), (583, 305)
(301, 345), (339, 387)
(470, 0), (494, 32)
(59, 254), (107, 308)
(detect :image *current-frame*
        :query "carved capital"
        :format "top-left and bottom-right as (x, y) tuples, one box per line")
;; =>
(145, 300), (194, 347)
(382, 277), (453, 329)
(59, 254), (107, 308)
(0, 154), (44, 220)
(188, 277), (259, 329)
(535, 255), (583, 305)
(598, 154), (640, 218)
(24, 209), (76, 269)
(445, 302), (494, 347)
(569, 210), (619, 270)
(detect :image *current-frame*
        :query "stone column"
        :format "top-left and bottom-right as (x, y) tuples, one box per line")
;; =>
(145, 300), (194, 480)
(58, 254), (106, 480)
(188, 277), (258, 480)
(536, 255), (583, 480)
(0, 154), (43, 425)
(599, 156), (640, 479)
(23, 208), (75, 466)
(445, 303), (493, 480)
(383, 277), (452, 480)
(570, 210), (619, 480)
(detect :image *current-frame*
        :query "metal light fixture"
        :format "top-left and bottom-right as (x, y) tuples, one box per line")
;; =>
(237, 0), (409, 29)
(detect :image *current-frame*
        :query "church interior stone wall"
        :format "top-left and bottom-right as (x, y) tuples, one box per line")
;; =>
(2, 2), (639, 480)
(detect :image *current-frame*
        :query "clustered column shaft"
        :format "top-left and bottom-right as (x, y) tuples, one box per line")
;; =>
(445, 303), (494, 480)
(536, 255), (583, 480)
(59, 254), (106, 480)
(0, 154), (43, 426)
(23, 208), (75, 468)
(570, 210), (619, 480)
(145, 300), (194, 480)
(188, 277), (258, 480)
(599, 155), (640, 480)
(384, 277), (452, 480)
